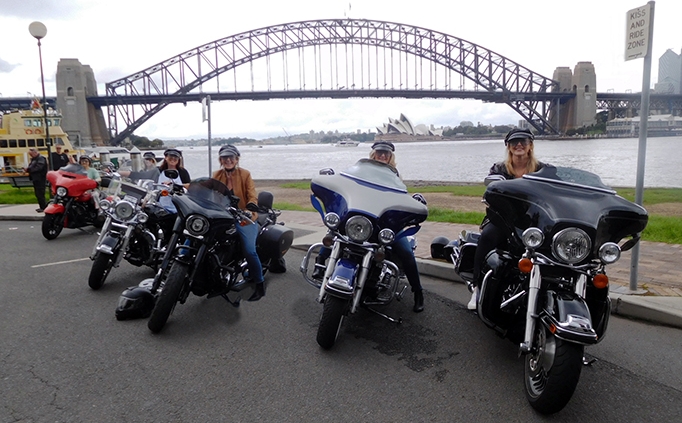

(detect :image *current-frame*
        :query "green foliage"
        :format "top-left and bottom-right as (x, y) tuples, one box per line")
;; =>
(0, 183), (46, 204)
(641, 215), (682, 244)
(407, 184), (486, 197)
(281, 181), (312, 189)
(427, 207), (485, 225)
(272, 202), (315, 212)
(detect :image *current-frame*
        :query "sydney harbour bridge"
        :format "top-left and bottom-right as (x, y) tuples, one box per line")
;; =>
(3, 19), (682, 146)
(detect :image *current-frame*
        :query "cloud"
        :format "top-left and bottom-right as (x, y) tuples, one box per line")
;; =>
(0, 58), (19, 73)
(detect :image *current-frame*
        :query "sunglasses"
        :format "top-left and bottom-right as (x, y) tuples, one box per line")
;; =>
(375, 150), (391, 156)
(507, 139), (530, 147)
(220, 154), (237, 161)
(165, 155), (180, 160)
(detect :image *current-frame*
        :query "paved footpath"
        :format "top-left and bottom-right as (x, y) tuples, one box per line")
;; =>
(2, 204), (681, 329)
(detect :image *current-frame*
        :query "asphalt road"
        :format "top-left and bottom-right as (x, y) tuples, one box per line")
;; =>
(1, 221), (681, 422)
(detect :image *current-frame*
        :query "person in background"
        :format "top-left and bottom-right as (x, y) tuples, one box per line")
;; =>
(64, 149), (76, 164)
(118, 151), (160, 182)
(157, 148), (191, 213)
(51, 145), (69, 170)
(211, 144), (266, 302)
(468, 128), (548, 310)
(79, 155), (101, 182)
(25, 148), (48, 213)
(311, 141), (426, 313)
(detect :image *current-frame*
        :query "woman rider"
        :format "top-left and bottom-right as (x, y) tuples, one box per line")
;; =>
(211, 144), (266, 302)
(468, 128), (548, 310)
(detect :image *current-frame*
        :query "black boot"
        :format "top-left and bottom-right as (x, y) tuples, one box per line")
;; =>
(311, 255), (326, 281)
(248, 282), (266, 302)
(413, 290), (424, 313)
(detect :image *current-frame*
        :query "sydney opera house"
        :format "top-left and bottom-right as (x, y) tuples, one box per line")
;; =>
(374, 114), (444, 141)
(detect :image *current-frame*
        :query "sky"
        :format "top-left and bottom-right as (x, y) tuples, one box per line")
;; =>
(1, 0), (680, 140)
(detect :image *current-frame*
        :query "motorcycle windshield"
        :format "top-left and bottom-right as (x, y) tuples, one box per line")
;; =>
(173, 177), (234, 219)
(484, 166), (648, 245)
(58, 163), (87, 176)
(311, 159), (428, 233)
(101, 180), (149, 204)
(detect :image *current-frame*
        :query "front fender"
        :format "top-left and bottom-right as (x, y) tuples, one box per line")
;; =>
(44, 202), (65, 214)
(324, 258), (357, 299)
(96, 232), (122, 255)
(540, 290), (599, 345)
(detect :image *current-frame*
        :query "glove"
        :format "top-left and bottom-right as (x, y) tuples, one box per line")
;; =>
(412, 193), (427, 205)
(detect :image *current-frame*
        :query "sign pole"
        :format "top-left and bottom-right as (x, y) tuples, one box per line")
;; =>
(203, 95), (212, 177)
(625, 1), (655, 292)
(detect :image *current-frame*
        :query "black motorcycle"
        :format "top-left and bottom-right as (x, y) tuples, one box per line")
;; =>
(88, 176), (178, 290)
(146, 178), (293, 333)
(431, 166), (648, 414)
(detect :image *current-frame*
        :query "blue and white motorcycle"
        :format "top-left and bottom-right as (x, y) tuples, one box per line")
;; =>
(300, 159), (428, 349)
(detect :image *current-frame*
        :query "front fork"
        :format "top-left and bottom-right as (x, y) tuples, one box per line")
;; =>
(317, 242), (373, 315)
(520, 263), (541, 353)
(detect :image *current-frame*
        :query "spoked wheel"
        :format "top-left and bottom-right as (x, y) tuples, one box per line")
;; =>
(88, 252), (114, 290)
(524, 325), (584, 414)
(147, 261), (188, 334)
(316, 295), (348, 349)
(41, 213), (64, 240)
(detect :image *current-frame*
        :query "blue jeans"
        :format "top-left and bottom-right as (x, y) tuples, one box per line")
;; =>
(236, 221), (263, 284)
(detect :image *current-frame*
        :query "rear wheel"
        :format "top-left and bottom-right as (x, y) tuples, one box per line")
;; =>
(524, 325), (584, 414)
(147, 261), (188, 334)
(316, 295), (348, 349)
(88, 252), (114, 290)
(41, 214), (63, 240)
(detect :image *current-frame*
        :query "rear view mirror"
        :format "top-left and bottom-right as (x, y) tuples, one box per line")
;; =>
(484, 174), (506, 186)
(164, 169), (179, 179)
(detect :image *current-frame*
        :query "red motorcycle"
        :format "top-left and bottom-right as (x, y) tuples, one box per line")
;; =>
(42, 163), (104, 240)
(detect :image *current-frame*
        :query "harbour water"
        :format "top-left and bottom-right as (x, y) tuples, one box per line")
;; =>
(154, 136), (682, 188)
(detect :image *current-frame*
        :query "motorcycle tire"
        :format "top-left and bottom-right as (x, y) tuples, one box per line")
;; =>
(316, 295), (347, 349)
(524, 325), (584, 415)
(88, 252), (113, 290)
(268, 257), (287, 274)
(41, 214), (64, 240)
(147, 261), (188, 334)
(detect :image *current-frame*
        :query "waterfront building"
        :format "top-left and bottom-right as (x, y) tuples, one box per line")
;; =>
(654, 49), (682, 95)
(375, 113), (444, 141)
(606, 114), (682, 137)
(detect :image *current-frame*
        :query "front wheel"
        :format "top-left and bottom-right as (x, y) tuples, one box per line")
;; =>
(41, 213), (64, 240)
(316, 295), (348, 349)
(524, 325), (584, 414)
(88, 252), (114, 290)
(147, 261), (188, 334)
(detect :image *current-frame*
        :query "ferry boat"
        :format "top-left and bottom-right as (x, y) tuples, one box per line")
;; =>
(335, 138), (360, 147)
(1, 100), (82, 178)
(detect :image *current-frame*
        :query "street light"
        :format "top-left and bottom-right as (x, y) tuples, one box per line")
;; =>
(28, 21), (52, 172)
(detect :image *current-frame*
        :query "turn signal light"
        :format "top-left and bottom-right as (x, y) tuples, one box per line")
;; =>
(518, 258), (533, 273)
(161, 190), (169, 197)
(593, 273), (609, 289)
(322, 234), (334, 247)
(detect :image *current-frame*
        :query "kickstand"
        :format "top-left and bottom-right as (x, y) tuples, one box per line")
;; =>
(363, 305), (402, 324)
(582, 356), (597, 366)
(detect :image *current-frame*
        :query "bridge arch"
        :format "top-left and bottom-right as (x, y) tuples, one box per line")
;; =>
(105, 18), (561, 144)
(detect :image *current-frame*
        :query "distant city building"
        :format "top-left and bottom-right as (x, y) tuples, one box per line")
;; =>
(606, 114), (682, 137)
(375, 114), (444, 139)
(654, 49), (681, 95)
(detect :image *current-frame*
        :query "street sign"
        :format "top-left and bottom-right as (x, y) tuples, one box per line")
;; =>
(625, 3), (652, 61)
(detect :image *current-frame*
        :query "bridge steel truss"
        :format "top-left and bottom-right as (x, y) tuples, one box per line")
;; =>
(102, 19), (564, 144)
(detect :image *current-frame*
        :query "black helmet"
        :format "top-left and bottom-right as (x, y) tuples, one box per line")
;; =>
(219, 144), (240, 158)
(143, 152), (156, 160)
(504, 128), (534, 145)
(430, 236), (450, 260)
(115, 286), (156, 321)
(164, 148), (182, 158)
(79, 155), (92, 165)
(371, 141), (395, 152)
(101, 161), (116, 172)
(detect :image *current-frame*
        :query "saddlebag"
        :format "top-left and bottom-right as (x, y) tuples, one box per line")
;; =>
(257, 224), (294, 260)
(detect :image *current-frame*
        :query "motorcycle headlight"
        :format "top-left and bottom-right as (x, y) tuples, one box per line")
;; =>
(522, 227), (544, 249)
(186, 215), (209, 236)
(323, 212), (340, 230)
(100, 199), (112, 211)
(56, 187), (67, 197)
(345, 215), (372, 243)
(598, 242), (621, 264)
(378, 228), (395, 244)
(138, 212), (149, 224)
(552, 228), (591, 264)
(114, 201), (135, 221)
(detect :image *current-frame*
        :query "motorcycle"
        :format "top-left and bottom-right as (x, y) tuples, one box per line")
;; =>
(300, 159), (428, 349)
(87, 175), (178, 290)
(430, 166), (648, 414)
(146, 177), (294, 333)
(42, 163), (104, 240)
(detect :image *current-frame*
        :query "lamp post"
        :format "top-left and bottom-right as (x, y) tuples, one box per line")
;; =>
(28, 21), (52, 172)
